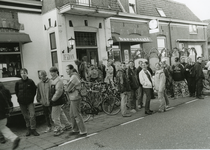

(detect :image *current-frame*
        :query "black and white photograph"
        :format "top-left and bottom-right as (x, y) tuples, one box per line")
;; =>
(0, 0), (210, 149)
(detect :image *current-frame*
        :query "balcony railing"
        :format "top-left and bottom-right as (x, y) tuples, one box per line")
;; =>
(56, 0), (121, 11)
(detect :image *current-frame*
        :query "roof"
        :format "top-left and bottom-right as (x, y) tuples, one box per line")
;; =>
(137, 0), (201, 22)
(203, 19), (210, 42)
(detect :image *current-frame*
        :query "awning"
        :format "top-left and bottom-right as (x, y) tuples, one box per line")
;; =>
(0, 32), (32, 44)
(176, 39), (206, 42)
(112, 34), (152, 43)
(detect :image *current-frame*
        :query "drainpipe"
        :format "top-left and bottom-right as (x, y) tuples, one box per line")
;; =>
(168, 20), (173, 65)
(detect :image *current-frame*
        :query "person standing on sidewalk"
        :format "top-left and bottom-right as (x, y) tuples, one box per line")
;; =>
(37, 70), (53, 133)
(127, 60), (140, 113)
(139, 62), (153, 115)
(116, 62), (132, 117)
(185, 57), (196, 97)
(194, 57), (205, 99)
(154, 62), (166, 112)
(65, 64), (87, 138)
(136, 60), (144, 109)
(15, 68), (39, 136)
(0, 89), (20, 150)
(50, 67), (72, 136)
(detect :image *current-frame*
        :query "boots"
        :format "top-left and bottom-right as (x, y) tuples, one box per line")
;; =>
(31, 129), (40, 136)
(25, 128), (31, 136)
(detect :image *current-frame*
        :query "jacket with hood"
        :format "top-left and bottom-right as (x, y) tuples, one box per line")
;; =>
(36, 78), (52, 106)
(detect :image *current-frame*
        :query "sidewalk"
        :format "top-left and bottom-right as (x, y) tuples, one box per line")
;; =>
(1, 96), (203, 150)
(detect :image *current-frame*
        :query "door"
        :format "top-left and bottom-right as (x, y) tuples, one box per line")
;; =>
(76, 49), (98, 65)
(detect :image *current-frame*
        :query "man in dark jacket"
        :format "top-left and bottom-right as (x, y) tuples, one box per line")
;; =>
(194, 57), (205, 99)
(15, 68), (39, 136)
(127, 60), (140, 113)
(0, 90), (20, 149)
(116, 62), (131, 117)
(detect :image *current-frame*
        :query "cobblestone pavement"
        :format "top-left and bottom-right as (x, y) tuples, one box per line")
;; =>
(0, 96), (203, 150)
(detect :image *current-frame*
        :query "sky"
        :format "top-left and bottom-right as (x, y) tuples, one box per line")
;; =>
(172, 0), (210, 20)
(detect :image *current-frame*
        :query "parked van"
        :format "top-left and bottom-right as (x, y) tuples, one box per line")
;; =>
(0, 77), (43, 117)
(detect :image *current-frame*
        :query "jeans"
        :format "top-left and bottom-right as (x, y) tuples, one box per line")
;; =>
(158, 91), (166, 111)
(138, 86), (144, 106)
(143, 88), (152, 112)
(51, 105), (71, 130)
(70, 99), (87, 134)
(164, 91), (169, 106)
(43, 106), (53, 127)
(20, 103), (36, 129)
(129, 88), (140, 109)
(120, 92), (129, 116)
(0, 118), (17, 142)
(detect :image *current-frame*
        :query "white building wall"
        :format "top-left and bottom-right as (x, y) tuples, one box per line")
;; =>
(18, 12), (50, 84)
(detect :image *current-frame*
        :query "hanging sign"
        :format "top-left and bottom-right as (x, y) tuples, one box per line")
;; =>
(149, 19), (159, 34)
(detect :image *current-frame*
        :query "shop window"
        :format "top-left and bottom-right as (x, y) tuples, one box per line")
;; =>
(77, 0), (91, 6)
(75, 32), (97, 46)
(156, 8), (166, 17)
(0, 54), (22, 78)
(51, 51), (58, 68)
(129, 0), (136, 13)
(157, 36), (166, 53)
(0, 43), (20, 52)
(189, 25), (197, 34)
(131, 44), (141, 59)
(49, 32), (57, 50)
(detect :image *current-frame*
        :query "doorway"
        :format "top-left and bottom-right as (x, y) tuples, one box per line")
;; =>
(76, 49), (98, 65)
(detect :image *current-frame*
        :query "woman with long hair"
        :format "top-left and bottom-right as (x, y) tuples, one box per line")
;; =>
(65, 64), (87, 138)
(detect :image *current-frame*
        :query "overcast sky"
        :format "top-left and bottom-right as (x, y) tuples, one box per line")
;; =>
(172, 0), (210, 20)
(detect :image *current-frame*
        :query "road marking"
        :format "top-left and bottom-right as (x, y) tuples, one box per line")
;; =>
(166, 107), (175, 111)
(59, 133), (98, 146)
(121, 117), (144, 126)
(185, 99), (198, 104)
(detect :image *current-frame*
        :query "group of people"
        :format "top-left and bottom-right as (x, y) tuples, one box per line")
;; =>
(0, 65), (87, 149)
(114, 56), (205, 117)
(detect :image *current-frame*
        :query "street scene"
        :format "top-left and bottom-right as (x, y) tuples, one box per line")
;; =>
(0, 0), (210, 150)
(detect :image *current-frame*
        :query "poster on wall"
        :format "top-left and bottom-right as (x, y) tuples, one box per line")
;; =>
(124, 50), (129, 63)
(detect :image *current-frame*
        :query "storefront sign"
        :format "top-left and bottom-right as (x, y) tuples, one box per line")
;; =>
(118, 37), (151, 42)
(149, 19), (159, 34)
(62, 53), (75, 61)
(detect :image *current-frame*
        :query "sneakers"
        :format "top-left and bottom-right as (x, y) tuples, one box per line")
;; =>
(31, 129), (40, 136)
(54, 129), (64, 136)
(122, 113), (132, 117)
(62, 125), (72, 131)
(130, 109), (137, 113)
(165, 105), (170, 109)
(68, 131), (80, 136)
(75, 133), (87, 138)
(44, 127), (52, 133)
(0, 137), (6, 144)
(12, 137), (20, 150)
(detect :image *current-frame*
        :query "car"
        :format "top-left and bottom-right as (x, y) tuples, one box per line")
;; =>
(0, 77), (43, 117)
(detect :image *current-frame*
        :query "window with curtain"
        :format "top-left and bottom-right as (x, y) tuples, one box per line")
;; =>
(49, 32), (57, 50)
(157, 36), (166, 53)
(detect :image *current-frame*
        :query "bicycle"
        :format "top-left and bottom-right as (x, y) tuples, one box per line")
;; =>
(79, 81), (121, 122)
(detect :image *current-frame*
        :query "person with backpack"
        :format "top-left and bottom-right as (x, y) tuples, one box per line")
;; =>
(15, 68), (39, 136)
(0, 82), (20, 150)
(65, 64), (87, 138)
(185, 57), (196, 97)
(50, 67), (72, 136)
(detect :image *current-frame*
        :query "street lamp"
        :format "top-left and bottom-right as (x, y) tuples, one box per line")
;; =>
(67, 37), (75, 53)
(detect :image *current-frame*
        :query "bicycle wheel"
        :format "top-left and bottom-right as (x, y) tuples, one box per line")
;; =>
(80, 100), (91, 122)
(102, 96), (121, 115)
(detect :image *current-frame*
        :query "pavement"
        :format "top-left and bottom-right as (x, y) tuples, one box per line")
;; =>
(0, 95), (205, 150)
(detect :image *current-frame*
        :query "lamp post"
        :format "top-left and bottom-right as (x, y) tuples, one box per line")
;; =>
(67, 37), (75, 53)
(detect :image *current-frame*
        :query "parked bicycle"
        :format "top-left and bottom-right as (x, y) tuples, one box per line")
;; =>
(79, 81), (121, 122)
